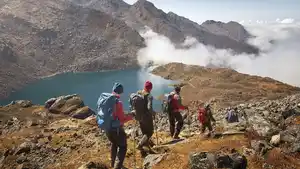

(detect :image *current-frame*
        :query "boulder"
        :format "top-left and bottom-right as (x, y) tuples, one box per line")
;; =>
(250, 140), (272, 156)
(189, 152), (213, 169)
(10, 100), (32, 108)
(47, 95), (84, 115)
(143, 154), (166, 169)
(72, 106), (93, 119)
(189, 151), (247, 169)
(247, 114), (278, 137)
(270, 134), (281, 146)
(45, 98), (57, 109)
(14, 142), (35, 155)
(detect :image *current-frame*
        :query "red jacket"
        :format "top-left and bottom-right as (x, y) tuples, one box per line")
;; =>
(171, 92), (186, 112)
(113, 93), (132, 126)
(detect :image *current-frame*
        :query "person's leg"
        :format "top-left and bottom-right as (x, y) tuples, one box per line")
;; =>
(115, 128), (127, 169)
(137, 122), (149, 149)
(200, 123), (207, 134)
(105, 130), (118, 168)
(174, 112), (183, 139)
(168, 112), (175, 137)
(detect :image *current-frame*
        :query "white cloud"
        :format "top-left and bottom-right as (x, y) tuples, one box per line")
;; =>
(137, 19), (300, 87)
(280, 18), (295, 24)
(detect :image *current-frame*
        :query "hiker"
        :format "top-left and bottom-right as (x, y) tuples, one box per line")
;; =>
(130, 81), (155, 151)
(167, 86), (188, 139)
(96, 83), (133, 169)
(198, 103), (216, 135)
(226, 107), (239, 123)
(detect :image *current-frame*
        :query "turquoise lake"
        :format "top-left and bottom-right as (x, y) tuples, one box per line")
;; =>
(0, 68), (175, 111)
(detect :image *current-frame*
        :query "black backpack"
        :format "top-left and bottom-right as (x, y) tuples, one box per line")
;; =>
(162, 93), (174, 114)
(129, 92), (147, 122)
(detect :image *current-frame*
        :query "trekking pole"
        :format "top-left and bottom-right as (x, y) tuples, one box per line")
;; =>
(187, 108), (191, 137)
(132, 119), (137, 169)
(154, 112), (159, 146)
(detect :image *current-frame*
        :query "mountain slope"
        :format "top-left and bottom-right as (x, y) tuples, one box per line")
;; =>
(0, 0), (144, 99)
(122, 0), (259, 54)
(201, 20), (252, 42)
(152, 63), (300, 107)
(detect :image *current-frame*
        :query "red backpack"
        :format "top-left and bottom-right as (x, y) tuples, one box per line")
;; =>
(198, 107), (206, 124)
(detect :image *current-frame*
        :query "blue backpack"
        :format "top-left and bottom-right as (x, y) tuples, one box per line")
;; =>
(96, 93), (121, 131)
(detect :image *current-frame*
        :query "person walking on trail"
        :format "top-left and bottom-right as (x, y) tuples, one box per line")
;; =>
(96, 83), (133, 169)
(198, 103), (216, 136)
(134, 81), (156, 151)
(168, 86), (188, 139)
(226, 107), (239, 123)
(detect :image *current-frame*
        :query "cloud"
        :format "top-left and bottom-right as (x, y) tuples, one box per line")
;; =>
(137, 19), (300, 87)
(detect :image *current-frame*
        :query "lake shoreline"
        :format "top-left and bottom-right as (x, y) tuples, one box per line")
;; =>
(0, 66), (176, 111)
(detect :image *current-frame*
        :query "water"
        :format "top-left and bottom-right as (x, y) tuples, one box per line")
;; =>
(0, 68), (176, 111)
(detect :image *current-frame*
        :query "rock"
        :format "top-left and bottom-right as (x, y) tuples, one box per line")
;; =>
(45, 98), (57, 109)
(16, 154), (27, 164)
(290, 143), (300, 153)
(48, 95), (84, 115)
(215, 154), (232, 168)
(48, 98), (66, 113)
(189, 152), (213, 169)
(16, 162), (35, 169)
(15, 142), (35, 155)
(77, 161), (109, 169)
(248, 114), (278, 137)
(26, 120), (39, 127)
(72, 106), (93, 119)
(270, 134), (281, 146)
(250, 140), (272, 156)
(10, 100), (33, 108)
(242, 147), (256, 156)
(143, 154), (166, 169)
(230, 152), (247, 169)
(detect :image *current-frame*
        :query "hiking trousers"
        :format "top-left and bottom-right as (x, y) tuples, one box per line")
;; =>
(105, 127), (127, 169)
(201, 121), (213, 133)
(138, 120), (154, 148)
(168, 112), (183, 137)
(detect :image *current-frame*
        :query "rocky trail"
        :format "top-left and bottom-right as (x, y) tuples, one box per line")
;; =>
(1, 92), (300, 169)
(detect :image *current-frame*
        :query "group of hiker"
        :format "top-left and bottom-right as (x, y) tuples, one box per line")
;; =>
(95, 81), (240, 169)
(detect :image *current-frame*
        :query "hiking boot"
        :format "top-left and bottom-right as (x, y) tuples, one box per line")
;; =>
(148, 140), (155, 147)
(173, 135), (180, 139)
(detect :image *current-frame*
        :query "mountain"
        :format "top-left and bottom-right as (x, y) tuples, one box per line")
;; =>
(201, 20), (252, 42)
(0, 0), (144, 99)
(122, 0), (259, 54)
(0, 0), (262, 99)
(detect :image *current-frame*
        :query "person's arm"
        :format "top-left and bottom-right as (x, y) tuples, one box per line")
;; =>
(115, 101), (132, 123)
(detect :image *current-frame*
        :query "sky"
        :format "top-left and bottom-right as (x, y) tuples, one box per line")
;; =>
(124, 0), (300, 23)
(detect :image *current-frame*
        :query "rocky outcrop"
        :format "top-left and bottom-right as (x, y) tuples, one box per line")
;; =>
(45, 94), (93, 119)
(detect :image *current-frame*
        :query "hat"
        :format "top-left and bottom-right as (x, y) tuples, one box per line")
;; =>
(175, 86), (181, 93)
(144, 81), (153, 91)
(112, 82), (124, 94)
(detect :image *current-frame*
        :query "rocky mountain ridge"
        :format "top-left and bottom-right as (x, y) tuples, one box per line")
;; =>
(152, 63), (300, 107)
